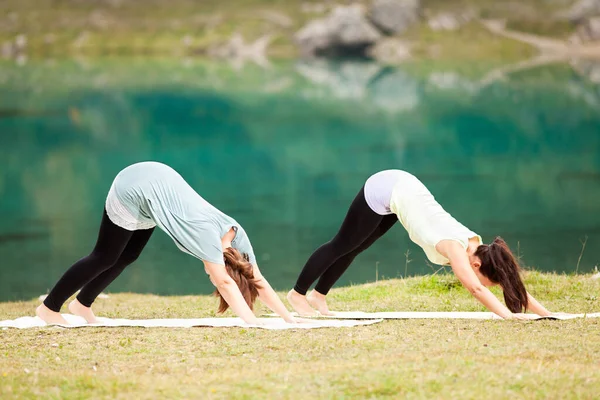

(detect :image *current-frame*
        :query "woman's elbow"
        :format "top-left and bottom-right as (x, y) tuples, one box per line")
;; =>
(213, 276), (235, 290)
(466, 283), (486, 296)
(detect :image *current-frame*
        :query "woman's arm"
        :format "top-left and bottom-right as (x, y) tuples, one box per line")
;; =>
(231, 230), (299, 323)
(252, 263), (296, 323)
(437, 240), (520, 320)
(526, 292), (552, 316)
(203, 261), (261, 325)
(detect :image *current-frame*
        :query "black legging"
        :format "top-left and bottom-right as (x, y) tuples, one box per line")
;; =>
(293, 186), (397, 295)
(43, 209), (155, 312)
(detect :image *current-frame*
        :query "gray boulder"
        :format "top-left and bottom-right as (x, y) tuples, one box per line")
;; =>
(575, 17), (600, 42)
(368, 0), (420, 35)
(368, 37), (412, 63)
(567, 0), (600, 21)
(207, 33), (272, 66)
(295, 19), (332, 56)
(295, 5), (381, 57)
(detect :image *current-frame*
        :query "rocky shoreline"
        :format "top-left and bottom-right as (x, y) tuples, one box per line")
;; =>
(292, 0), (600, 63)
(1, 0), (600, 64)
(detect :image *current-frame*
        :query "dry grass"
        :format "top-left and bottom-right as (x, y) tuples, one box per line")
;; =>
(1, 272), (599, 399)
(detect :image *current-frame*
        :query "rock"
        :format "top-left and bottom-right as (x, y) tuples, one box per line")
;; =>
(368, 37), (412, 63)
(574, 17), (600, 42)
(295, 19), (332, 56)
(567, 0), (600, 21)
(295, 5), (381, 57)
(428, 11), (474, 31)
(208, 33), (272, 67)
(331, 6), (381, 47)
(14, 34), (27, 49)
(368, 0), (420, 35)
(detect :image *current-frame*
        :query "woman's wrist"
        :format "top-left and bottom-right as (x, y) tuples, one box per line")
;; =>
(282, 312), (295, 322)
(244, 316), (261, 325)
(502, 312), (515, 320)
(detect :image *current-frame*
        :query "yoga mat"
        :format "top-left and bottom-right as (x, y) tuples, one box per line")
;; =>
(0, 314), (382, 330)
(270, 311), (600, 320)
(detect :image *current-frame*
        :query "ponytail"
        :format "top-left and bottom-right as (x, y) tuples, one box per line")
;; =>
(474, 237), (528, 313)
(214, 247), (262, 313)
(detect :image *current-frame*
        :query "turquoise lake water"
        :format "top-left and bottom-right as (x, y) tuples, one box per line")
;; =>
(0, 58), (599, 302)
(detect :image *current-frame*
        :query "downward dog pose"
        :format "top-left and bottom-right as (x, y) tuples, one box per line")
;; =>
(288, 170), (553, 320)
(37, 161), (297, 325)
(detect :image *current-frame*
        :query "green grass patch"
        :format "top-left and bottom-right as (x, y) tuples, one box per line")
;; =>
(404, 21), (536, 62)
(505, 18), (576, 39)
(1, 272), (599, 399)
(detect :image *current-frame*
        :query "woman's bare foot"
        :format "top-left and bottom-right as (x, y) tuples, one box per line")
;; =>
(68, 299), (99, 324)
(36, 304), (69, 325)
(287, 290), (318, 316)
(307, 290), (335, 316)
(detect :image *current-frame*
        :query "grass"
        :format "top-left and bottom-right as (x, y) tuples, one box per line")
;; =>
(1, 271), (599, 399)
(402, 21), (536, 62)
(0, 0), (580, 61)
(0, 0), (312, 57)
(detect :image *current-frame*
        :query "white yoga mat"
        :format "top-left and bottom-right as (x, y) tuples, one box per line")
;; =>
(274, 311), (600, 320)
(0, 314), (382, 330)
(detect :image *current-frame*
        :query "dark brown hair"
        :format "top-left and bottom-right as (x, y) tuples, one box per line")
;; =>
(474, 237), (528, 313)
(214, 247), (262, 313)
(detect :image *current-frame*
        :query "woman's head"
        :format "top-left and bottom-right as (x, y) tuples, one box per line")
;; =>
(472, 237), (528, 313)
(214, 247), (262, 313)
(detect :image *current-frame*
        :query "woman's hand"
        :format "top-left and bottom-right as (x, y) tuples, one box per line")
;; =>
(245, 318), (264, 326)
(526, 292), (552, 316)
(439, 241), (514, 319)
(204, 261), (259, 324)
(251, 262), (300, 321)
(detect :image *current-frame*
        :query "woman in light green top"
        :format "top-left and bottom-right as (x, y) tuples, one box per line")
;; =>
(289, 170), (553, 320)
(36, 162), (298, 326)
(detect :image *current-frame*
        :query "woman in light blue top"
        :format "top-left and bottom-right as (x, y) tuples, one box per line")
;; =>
(36, 162), (297, 326)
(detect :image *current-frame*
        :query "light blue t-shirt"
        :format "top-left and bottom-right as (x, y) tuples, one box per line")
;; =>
(109, 162), (256, 265)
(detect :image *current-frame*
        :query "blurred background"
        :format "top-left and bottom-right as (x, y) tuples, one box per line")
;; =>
(1, 0), (599, 302)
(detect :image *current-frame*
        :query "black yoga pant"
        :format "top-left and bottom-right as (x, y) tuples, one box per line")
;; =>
(43, 209), (155, 312)
(293, 186), (397, 296)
